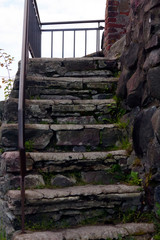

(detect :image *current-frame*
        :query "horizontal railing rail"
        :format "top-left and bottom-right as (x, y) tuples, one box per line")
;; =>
(18, 0), (105, 233)
(41, 20), (105, 58)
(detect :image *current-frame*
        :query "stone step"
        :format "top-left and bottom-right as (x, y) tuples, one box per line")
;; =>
(27, 58), (118, 78)
(6, 184), (143, 231)
(1, 124), (127, 152)
(4, 98), (116, 124)
(13, 223), (155, 240)
(11, 76), (118, 99)
(1, 150), (129, 191)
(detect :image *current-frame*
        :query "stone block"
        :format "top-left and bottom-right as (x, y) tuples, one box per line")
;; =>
(51, 175), (76, 187)
(147, 66), (160, 100)
(57, 128), (100, 146)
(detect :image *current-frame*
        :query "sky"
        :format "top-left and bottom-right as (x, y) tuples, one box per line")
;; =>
(0, 0), (106, 100)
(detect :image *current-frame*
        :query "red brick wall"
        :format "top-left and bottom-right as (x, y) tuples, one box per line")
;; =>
(103, 0), (130, 56)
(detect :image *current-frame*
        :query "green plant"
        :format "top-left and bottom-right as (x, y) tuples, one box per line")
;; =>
(25, 140), (34, 152)
(156, 203), (160, 219)
(127, 171), (142, 186)
(132, 157), (142, 167)
(106, 153), (113, 158)
(0, 218), (6, 240)
(0, 49), (14, 99)
(119, 137), (132, 155)
(106, 164), (126, 182)
(107, 96), (126, 124)
(0, 148), (4, 154)
(113, 71), (121, 78)
(117, 120), (129, 129)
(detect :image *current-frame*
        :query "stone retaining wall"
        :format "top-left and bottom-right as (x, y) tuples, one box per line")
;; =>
(116, 0), (160, 209)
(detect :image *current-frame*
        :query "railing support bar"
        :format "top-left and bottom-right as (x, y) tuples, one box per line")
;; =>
(62, 31), (64, 58)
(51, 31), (53, 58)
(73, 31), (76, 58)
(85, 30), (87, 56)
(96, 22), (100, 52)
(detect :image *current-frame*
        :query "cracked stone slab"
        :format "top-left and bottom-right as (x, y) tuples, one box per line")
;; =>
(4, 98), (115, 123)
(1, 123), (126, 149)
(27, 58), (118, 77)
(13, 223), (154, 240)
(7, 184), (142, 203)
(0, 150), (127, 174)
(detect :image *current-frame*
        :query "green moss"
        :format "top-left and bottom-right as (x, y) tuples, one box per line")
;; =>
(106, 153), (113, 158)
(25, 140), (34, 152)
(0, 148), (4, 154)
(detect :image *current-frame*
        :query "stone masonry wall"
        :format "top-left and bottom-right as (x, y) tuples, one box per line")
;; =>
(103, 0), (130, 56)
(116, 0), (160, 208)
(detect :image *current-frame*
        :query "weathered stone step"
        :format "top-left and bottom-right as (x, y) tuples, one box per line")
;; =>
(1, 124), (127, 152)
(11, 76), (118, 99)
(4, 98), (116, 124)
(13, 223), (155, 240)
(6, 184), (143, 231)
(27, 58), (118, 78)
(1, 150), (129, 190)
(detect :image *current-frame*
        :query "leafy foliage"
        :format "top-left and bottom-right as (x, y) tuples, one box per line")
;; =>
(0, 49), (14, 99)
(127, 171), (142, 186)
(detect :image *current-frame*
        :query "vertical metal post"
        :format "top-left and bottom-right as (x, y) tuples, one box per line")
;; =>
(73, 30), (76, 58)
(51, 31), (53, 58)
(96, 22), (100, 52)
(62, 31), (64, 58)
(85, 30), (87, 56)
(19, 0), (29, 233)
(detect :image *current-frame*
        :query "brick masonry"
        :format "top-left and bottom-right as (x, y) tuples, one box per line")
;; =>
(103, 0), (130, 56)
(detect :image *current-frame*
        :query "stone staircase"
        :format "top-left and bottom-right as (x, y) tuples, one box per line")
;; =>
(0, 58), (154, 239)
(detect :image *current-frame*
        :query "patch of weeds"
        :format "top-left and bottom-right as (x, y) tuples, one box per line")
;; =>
(117, 120), (129, 129)
(106, 153), (113, 158)
(145, 172), (152, 188)
(66, 172), (85, 186)
(25, 218), (55, 231)
(107, 95), (126, 123)
(0, 218), (6, 240)
(100, 131), (103, 144)
(39, 171), (56, 187)
(80, 209), (107, 226)
(155, 203), (160, 218)
(127, 171), (142, 186)
(0, 148), (4, 154)
(106, 164), (126, 182)
(119, 137), (132, 155)
(113, 71), (121, 78)
(119, 208), (154, 224)
(25, 140), (34, 152)
(132, 157), (142, 167)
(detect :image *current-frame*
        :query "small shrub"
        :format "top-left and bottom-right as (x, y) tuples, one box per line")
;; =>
(127, 171), (142, 186)
(0, 49), (14, 100)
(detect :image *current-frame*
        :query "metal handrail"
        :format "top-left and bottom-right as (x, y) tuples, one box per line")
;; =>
(18, 0), (29, 233)
(18, 0), (104, 233)
(41, 20), (104, 58)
